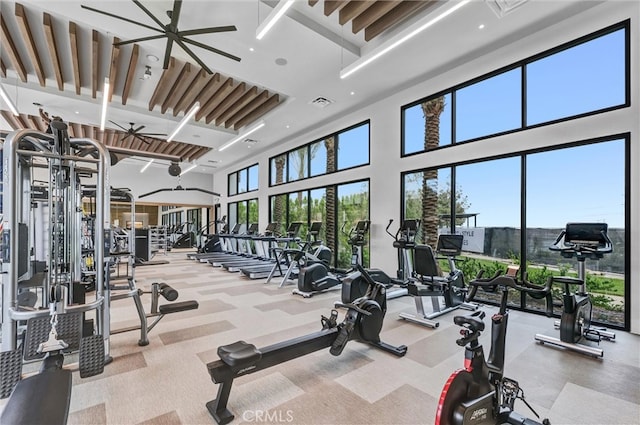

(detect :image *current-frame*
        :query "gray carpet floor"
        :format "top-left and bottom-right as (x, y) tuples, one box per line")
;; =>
(2, 250), (639, 424)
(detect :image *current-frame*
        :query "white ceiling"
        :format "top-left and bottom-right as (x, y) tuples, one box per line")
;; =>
(0, 0), (602, 174)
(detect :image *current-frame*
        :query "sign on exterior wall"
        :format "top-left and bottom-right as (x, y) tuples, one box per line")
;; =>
(439, 228), (485, 253)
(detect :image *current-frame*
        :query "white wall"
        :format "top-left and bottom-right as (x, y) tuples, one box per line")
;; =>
(212, 2), (640, 332)
(109, 161), (217, 207)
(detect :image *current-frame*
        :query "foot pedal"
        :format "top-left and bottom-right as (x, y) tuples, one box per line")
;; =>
(79, 335), (105, 378)
(0, 349), (23, 399)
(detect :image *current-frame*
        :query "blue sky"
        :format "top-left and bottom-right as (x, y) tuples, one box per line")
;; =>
(402, 27), (626, 228)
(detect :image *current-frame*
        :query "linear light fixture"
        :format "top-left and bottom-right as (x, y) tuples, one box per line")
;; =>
(179, 162), (198, 176)
(0, 83), (19, 116)
(167, 101), (200, 142)
(340, 0), (471, 79)
(218, 121), (265, 152)
(140, 159), (154, 173)
(256, 0), (295, 40)
(100, 77), (109, 130)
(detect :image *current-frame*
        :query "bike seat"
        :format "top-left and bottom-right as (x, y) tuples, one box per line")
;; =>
(454, 312), (485, 333)
(217, 341), (262, 371)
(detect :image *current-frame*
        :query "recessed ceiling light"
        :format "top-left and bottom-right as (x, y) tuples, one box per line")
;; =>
(75, 111), (80, 114)
(275, 57), (287, 66)
(249, 47), (255, 52)
(478, 24), (485, 30)
(146, 54), (159, 62)
(286, 125), (290, 129)
(350, 91), (355, 96)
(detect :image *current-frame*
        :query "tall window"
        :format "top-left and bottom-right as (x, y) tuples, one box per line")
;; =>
(269, 121), (370, 187)
(228, 164), (259, 196)
(228, 199), (258, 232)
(401, 21), (628, 155)
(401, 137), (628, 329)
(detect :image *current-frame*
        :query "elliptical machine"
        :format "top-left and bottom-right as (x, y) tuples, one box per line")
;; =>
(534, 222), (615, 358)
(436, 272), (550, 425)
(294, 220), (370, 297)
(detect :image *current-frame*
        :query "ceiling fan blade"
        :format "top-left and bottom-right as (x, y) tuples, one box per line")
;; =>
(181, 37), (241, 62)
(134, 125), (146, 133)
(178, 26), (237, 37)
(133, 134), (151, 144)
(115, 34), (167, 46)
(186, 188), (221, 196)
(170, 0), (183, 29)
(139, 132), (168, 136)
(109, 120), (128, 131)
(174, 38), (212, 74)
(81, 4), (162, 33)
(132, 0), (166, 29)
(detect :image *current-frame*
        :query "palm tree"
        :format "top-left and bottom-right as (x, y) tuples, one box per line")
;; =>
(421, 96), (445, 245)
(324, 136), (336, 255)
(273, 155), (286, 235)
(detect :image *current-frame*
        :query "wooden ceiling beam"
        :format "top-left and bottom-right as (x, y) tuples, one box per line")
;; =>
(172, 142), (195, 160)
(365, 0), (434, 41)
(181, 145), (203, 162)
(0, 15), (28, 83)
(92, 30), (99, 99)
(234, 93), (280, 130)
(215, 86), (259, 127)
(107, 37), (121, 102)
(174, 69), (209, 116)
(71, 122), (83, 138)
(166, 141), (186, 156)
(352, 1), (401, 35)
(162, 62), (196, 114)
(15, 3), (46, 86)
(27, 114), (44, 132)
(188, 72), (221, 113)
(0, 59), (6, 78)
(148, 57), (180, 111)
(196, 77), (234, 121)
(339, 1), (374, 25)
(308, 0), (320, 6)
(324, 0), (348, 16)
(69, 22), (81, 94)
(146, 137), (165, 155)
(122, 44), (139, 105)
(206, 82), (247, 124)
(1, 111), (19, 129)
(82, 124), (93, 139)
(225, 89), (269, 129)
(43, 13), (64, 90)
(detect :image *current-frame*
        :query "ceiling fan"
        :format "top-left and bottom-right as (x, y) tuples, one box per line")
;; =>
(139, 185), (220, 199)
(81, 0), (240, 74)
(109, 121), (167, 144)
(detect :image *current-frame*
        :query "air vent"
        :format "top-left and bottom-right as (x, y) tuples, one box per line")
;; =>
(486, 0), (528, 17)
(208, 160), (220, 163)
(309, 96), (334, 108)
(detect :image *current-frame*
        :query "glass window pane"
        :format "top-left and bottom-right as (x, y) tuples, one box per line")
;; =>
(455, 68), (522, 142)
(337, 123), (369, 170)
(287, 147), (308, 182)
(527, 29), (626, 125)
(228, 203), (238, 230)
(248, 199), (259, 225)
(310, 140), (328, 177)
(238, 169), (248, 193)
(270, 154), (287, 186)
(336, 181), (369, 268)
(526, 140), (625, 326)
(228, 173), (237, 196)
(248, 165), (258, 191)
(403, 93), (452, 155)
(270, 194), (287, 236)
(310, 188), (327, 243)
(288, 191), (308, 236)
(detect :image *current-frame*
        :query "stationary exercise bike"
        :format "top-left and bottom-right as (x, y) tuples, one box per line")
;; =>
(205, 263), (406, 424)
(436, 272), (551, 425)
(534, 222), (615, 358)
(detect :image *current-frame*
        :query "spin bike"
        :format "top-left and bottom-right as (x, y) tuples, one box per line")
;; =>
(205, 263), (406, 424)
(436, 272), (551, 425)
(534, 223), (615, 358)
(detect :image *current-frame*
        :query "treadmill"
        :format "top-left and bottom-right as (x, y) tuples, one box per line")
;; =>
(221, 223), (280, 272)
(192, 223), (242, 263)
(209, 223), (259, 267)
